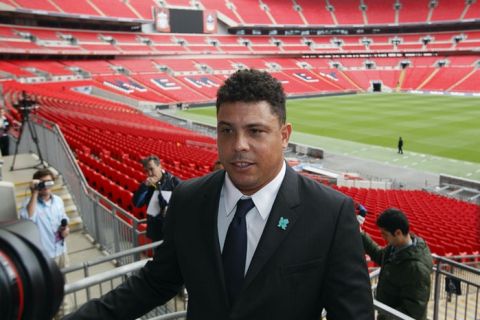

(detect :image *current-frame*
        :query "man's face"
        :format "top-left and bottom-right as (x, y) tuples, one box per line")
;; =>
(37, 175), (54, 198)
(217, 101), (291, 195)
(145, 160), (162, 179)
(379, 227), (402, 247)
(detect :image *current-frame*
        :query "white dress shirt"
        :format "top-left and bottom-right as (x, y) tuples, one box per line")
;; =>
(218, 161), (286, 274)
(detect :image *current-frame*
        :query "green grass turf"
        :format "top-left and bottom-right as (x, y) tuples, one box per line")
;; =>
(181, 93), (480, 164)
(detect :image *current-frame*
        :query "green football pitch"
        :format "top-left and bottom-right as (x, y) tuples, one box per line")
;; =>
(176, 93), (480, 180)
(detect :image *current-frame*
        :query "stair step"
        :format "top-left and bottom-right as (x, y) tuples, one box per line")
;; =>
(68, 216), (83, 232)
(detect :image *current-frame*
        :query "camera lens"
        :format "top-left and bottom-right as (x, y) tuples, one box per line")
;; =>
(36, 181), (54, 190)
(0, 223), (64, 320)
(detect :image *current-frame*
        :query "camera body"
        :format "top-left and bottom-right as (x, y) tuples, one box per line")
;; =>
(36, 180), (54, 190)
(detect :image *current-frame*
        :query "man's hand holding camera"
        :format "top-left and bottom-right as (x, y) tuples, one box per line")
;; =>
(27, 178), (55, 217)
(30, 179), (41, 194)
(30, 179), (55, 192)
(144, 176), (160, 188)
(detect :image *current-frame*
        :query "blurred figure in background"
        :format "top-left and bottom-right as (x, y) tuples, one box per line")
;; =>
(0, 108), (10, 156)
(19, 168), (70, 266)
(397, 136), (404, 154)
(359, 208), (432, 320)
(132, 155), (181, 242)
(19, 168), (70, 319)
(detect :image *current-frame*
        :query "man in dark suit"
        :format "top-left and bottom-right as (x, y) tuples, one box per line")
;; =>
(65, 69), (374, 320)
(132, 155), (181, 241)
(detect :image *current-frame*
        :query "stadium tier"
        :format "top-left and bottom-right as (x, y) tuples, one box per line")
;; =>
(2, 56), (480, 100)
(2, 23), (480, 56)
(5, 0), (479, 24)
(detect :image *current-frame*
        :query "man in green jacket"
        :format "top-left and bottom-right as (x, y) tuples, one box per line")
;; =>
(360, 208), (433, 320)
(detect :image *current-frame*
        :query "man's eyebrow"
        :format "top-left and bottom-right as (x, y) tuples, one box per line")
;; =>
(218, 120), (268, 127)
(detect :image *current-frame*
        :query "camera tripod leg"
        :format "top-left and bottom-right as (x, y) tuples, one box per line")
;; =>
(9, 119), (25, 171)
(10, 117), (46, 171)
(27, 118), (46, 169)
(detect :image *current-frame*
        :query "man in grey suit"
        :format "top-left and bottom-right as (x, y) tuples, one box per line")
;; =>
(65, 69), (374, 319)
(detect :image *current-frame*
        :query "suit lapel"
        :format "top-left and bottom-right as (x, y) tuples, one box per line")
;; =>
(242, 167), (301, 290)
(199, 171), (230, 306)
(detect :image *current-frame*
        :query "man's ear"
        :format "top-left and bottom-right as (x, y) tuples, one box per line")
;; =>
(281, 123), (292, 148)
(393, 229), (403, 237)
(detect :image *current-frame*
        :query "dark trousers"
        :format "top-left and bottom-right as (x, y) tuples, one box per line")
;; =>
(0, 135), (9, 156)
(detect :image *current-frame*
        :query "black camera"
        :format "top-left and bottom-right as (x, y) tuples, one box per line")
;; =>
(36, 180), (54, 190)
(12, 91), (37, 112)
(0, 220), (64, 320)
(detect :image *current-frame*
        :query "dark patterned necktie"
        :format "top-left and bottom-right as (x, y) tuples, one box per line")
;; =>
(222, 198), (255, 304)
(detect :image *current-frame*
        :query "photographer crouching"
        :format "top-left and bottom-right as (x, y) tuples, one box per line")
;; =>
(19, 168), (70, 318)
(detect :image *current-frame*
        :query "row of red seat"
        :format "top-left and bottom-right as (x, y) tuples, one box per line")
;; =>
(333, 185), (479, 256)
(3, 58), (480, 107)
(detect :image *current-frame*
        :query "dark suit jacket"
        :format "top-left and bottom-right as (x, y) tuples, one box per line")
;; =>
(66, 166), (374, 320)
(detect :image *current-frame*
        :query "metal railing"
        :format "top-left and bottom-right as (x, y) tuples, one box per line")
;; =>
(62, 240), (162, 300)
(63, 257), (413, 320)
(148, 312), (187, 320)
(13, 117), (147, 262)
(369, 254), (480, 320)
(62, 241), (187, 319)
(432, 255), (480, 320)
(367, 268), (415, 320)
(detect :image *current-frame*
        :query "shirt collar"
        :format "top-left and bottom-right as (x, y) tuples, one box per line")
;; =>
(223, 161), (286, 220)
(38, 195), (54, 206)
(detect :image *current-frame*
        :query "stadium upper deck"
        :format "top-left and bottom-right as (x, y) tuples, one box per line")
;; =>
(2, 0), (479, 25)
(0, 24), (479, 56)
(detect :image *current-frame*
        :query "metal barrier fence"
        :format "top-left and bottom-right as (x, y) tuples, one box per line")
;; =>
(63, 241), (187, 319)
(432, 255), (480, 320)
(63, 254), (412, 320)
(370, 254), (480, 320)
(14, 117), (146, 262)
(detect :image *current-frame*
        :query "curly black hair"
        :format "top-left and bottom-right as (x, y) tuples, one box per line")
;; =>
(216, 69), (286, 124)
